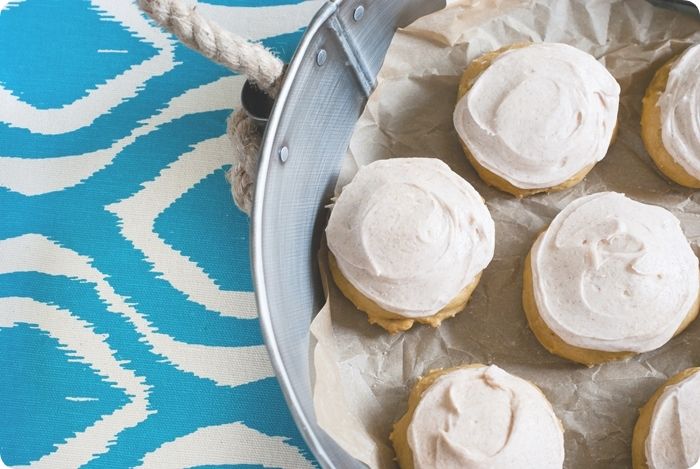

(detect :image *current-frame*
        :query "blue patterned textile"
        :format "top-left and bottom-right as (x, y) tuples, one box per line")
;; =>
(0, 1), (320, 467)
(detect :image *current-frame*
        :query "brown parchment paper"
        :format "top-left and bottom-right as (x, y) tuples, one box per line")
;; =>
(309, 1), (700, 468)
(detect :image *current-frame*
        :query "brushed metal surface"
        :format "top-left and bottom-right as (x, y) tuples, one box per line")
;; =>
(253, 1), (696, 468)
(252, 1), (444, 467)
(647, 0), (700, 15)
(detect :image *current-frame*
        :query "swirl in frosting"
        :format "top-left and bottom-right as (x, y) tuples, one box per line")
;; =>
(659, 43), (700, 179)
(453, 42), (620, 189)
(646, 371), (700, 469)
(531, 192), (699, 353)
(326, 158), (495, 318)
(407, 365), (564, 469)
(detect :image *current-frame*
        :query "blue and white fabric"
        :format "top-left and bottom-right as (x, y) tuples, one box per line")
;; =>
(0, 1), (320, 467)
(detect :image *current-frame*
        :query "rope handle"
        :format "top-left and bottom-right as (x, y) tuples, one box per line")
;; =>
(139, 0), (284, 97)
(138, 0), (283, 214)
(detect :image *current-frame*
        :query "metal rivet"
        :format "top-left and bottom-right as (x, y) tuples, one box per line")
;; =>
(353, 5), (364, 21)
(279, 146), (289, 163)
(316, 49), (327, 66)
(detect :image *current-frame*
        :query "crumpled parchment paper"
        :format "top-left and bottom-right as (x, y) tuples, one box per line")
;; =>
(310, 1), (700, 467)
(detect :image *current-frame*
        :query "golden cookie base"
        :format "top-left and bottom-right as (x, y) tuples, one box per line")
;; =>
(641, 52), (700, 188)
(329, 253), (480, 334)
(456, 43), (606, 197)
(389, 365), (486, 469)
(631, 367), (700, 469)
(522, 234), (700, 366)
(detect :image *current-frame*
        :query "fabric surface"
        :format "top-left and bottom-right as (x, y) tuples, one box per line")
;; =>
(0, 0), (321, 467)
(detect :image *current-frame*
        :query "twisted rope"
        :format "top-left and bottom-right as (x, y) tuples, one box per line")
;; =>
(139, 0), (283, 214)
(225, 110), (260, 214)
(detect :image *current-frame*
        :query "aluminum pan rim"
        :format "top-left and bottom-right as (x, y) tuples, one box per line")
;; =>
(251, 1), (340, 468)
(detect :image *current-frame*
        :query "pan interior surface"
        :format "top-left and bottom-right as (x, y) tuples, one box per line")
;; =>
(252, 0), (445, 467)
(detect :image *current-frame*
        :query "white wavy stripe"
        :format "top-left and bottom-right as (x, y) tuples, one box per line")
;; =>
(0, 0), (321, 135)
(0, 0), (324, 195)
(0, 0), (175, 135)
(0, 0), (324, 196)
(198, 0), (324, 41)
(106, 135), (258, 319)
(0, 297), (151, 469)
(0, 74), (245, 196)
(65, 397), (100, 402)
(136, 423), (314, 469)
(0, 234), (273, 387)
(1, 0), (18, 13)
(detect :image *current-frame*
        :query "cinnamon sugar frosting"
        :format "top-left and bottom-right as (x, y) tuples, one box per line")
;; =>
(453, 42), (620, 189)
(658, 43), (700, 179)
(530, 192), (699, 353)
(407, 365), (564, 469)
(646, 371), (700, 469)
(326, 158), (495, 318)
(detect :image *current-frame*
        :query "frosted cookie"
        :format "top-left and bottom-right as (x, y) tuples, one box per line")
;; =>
(390, 364), (565, 469)
(642, 44), (700, 188)
(523, 192), (700, 366)
(632, 367), (700, 469)
(453, 42), (620, 197)
(326, 158), (495, 334)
